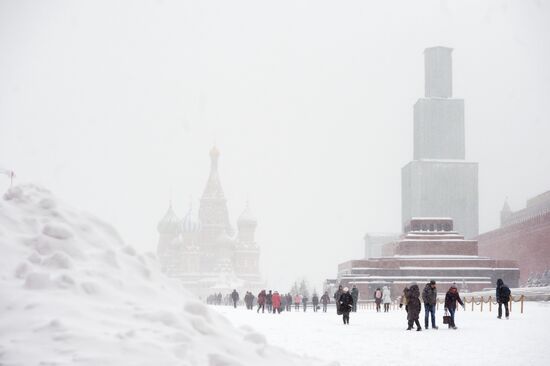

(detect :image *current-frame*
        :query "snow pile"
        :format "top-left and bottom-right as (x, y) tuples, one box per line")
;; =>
(0, 185), (332, 366)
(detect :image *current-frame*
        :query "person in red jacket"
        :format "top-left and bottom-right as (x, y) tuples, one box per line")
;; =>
(294, 294), (302, 311)
(257, 290), (266, 313)
(272, 291), (282, 314)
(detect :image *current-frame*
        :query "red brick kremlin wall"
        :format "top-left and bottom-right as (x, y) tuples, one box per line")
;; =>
(477, 211), (550, 285)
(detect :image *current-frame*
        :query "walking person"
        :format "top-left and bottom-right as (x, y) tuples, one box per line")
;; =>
(399, 287), (409, 312)
(496, 278), (511, 319)
(382, 286), (391, 312)
(286, 293), (292, 312)
(272, 291), (282, 314)
(444, 284), (465, 329)
(257, 290), (266, 313)
(321, 291), (330, 312)
(312, 293), (319, 312)
(351, 285), (359, 312)
(280, 293), (286, 313)
(406, 284), (422, 331)
(266, 290), (273, 313)
(333, 285), (343, 314)
(374, 287), (383, 312)
(338, 287), (354, 325)
(302, 295), (308, 312)
(422, 280), (438, 329)
(294, 294), (302, 311)
(231, 289), (239, 308)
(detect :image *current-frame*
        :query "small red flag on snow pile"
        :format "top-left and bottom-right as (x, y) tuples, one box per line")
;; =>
(0, 169), (16, 187)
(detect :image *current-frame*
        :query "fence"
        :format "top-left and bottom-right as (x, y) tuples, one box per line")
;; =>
(358, 295), (525, 313)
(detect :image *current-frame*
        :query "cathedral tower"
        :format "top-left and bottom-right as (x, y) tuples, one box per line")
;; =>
(198, 146), (235, 271)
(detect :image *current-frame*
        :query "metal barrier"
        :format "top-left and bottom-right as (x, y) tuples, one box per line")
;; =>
(459, 295), (525, 314)
(358, 295), (525, 313)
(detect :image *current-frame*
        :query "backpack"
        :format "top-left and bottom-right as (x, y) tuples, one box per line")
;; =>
(502, 286), (511, 299)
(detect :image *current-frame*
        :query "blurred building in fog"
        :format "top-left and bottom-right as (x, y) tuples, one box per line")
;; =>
(402, 46), (479, 239)
(364, 233), (400, 259)
(156, 147), (262, 296)
(477, 190), (550, 285)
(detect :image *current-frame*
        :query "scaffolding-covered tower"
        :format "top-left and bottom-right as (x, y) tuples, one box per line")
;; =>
(402, 46), (479, 239)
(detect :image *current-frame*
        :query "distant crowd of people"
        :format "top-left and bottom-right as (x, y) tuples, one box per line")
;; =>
(215, 289), (337, 313)
(206, 278), (512, 330)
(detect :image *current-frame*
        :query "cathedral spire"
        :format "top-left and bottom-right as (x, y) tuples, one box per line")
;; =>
(199, 146), (234, 240)
(201, 146), (225, 200)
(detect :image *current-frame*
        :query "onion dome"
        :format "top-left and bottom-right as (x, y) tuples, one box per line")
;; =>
(237, 202), (257, 227)
(182, 207), (201, 233)
(157, 204), (181, 235)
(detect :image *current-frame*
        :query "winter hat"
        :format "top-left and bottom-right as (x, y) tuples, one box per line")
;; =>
(430, 280), (436, 285)
(343, 287), (349, 292)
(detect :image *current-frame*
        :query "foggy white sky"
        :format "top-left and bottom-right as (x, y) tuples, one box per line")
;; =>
(1, 0), (549, 291)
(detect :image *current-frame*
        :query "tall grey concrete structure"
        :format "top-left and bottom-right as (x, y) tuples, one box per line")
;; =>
(402, 47), (479, 239)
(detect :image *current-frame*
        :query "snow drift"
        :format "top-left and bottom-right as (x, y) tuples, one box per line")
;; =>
(0, 184), (331, 366)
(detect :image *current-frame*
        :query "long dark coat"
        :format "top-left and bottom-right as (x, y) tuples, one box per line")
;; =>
(338, 292), (354, 314)
(406, 284), (421, 321)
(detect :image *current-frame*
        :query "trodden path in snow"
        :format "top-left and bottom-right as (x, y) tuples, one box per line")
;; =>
(213, 302), (550, 366)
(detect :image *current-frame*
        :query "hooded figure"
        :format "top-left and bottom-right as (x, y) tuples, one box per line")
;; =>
(406, 284), (422, 331)
(496, 278), (511, 319)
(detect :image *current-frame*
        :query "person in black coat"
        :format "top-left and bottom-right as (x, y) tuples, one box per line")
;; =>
(406, 284), (422, 331)
(444, 284), (465, 329)
(312, 293), (319, 312)
(320, 291), (330, 312)
(338, 287), (354, 325)
(302, 295), (309, 312)
(333, 285), (344, 314)
(231, 289), (239, 308)
(351, 285), (359, 312)
(266, 290), (273, 313)
(496, 278), (511, 319)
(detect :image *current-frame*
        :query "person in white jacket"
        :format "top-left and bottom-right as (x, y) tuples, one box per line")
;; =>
(382, 286), (392, 312)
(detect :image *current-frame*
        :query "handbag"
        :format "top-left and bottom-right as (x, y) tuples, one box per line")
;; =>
(443, 310), (451, 325)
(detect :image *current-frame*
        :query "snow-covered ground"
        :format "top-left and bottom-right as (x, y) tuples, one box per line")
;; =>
(214, 303), (550, 366)
(2, 184), (549, 366)
(0, 185), (330, 366)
